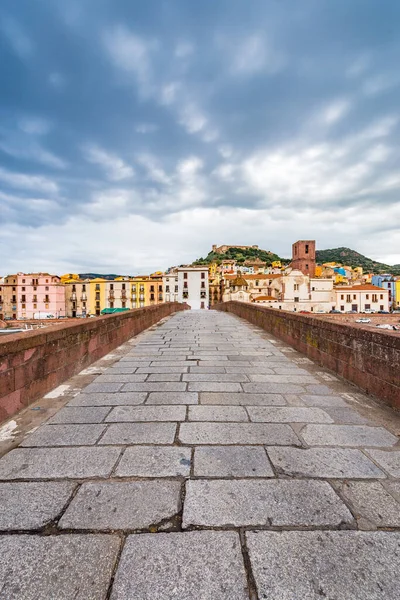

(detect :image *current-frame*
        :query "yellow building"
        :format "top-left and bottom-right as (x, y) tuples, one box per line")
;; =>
(395, 278), (400, 309)
(88, 278), (108, 316)
(130, 275), (164, 308)
(64, 279), (90, 317)
(60, 273), (80, 284)
(208, 262), (218, 279)
(271, 260), (281, 268)
(314, 265), (323, 277)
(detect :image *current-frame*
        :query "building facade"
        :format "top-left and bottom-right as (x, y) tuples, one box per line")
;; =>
(177, 267), (209, 309)
(291, 240), (316, 277)
(334, 285), (389, 312)
(163, 272), (179, 303)
(0, 273), (65, 319)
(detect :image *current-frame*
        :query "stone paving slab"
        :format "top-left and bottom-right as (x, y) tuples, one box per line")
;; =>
(47, 406), (111, 424)
(188, 382), (243, 392)
(84, 382), (124, 393)
(242, 382), (308, 394)
(146, 373), (183, 381)
(20, 424), (106, 447)
(115, 446), (191, 477)
(183, 373), (249, 382)
(0, 482), (76, 530)
(146, 391), (199, 404)
(247, 373), (319, 383)
(110, 531), (249, 600)
(301, 424), (398, 447)
(335, 481), (400, 528)
(59, 480), (181, 530)
(122, 382), (187, 392)
(0, 534), (120, 599)
(200, 392), (287, 406)
(324, 407), (373, 424)
(137, 366), (189, 373)
(267, 446), (386, 479)
(365, 450), (400, 477)
(0, 447), (121, 479)
(67, 392), (147, 406)
(188, 405), (248, 422)
(179, 422), (301, 445)
(105, 405), (186, 422)
(98, 422), (177, 445)
(95, 373), (148, 382)
(300, 394), (349, 407)
(247, 406), (333, 423)
(194, 446), (274, 477)
(246, 531), (400, 600)
(183, 479), (353, 528)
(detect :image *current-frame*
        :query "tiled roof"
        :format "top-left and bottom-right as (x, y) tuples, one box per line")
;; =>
(335, 284), (387, 291)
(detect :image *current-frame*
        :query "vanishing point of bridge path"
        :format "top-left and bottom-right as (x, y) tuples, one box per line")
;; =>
(0, 310), (399, 599)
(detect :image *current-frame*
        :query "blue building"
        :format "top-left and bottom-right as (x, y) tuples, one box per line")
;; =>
(371, 275), (395, 309)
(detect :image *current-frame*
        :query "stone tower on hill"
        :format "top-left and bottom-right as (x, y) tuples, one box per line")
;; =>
(292, 240), (316, 277)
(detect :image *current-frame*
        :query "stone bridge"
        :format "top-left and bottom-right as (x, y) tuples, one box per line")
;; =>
(0, 309), (399, 599)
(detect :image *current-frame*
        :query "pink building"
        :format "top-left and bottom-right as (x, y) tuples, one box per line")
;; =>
(1, 273), (65, 319)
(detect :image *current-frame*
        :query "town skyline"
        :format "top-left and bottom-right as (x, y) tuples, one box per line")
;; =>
(1, 0), (400, 274)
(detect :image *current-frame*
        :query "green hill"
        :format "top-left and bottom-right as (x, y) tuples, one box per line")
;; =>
(193, 246), (289, 266)
(316, 248), (400, 275)
(79, 273), (124, 280)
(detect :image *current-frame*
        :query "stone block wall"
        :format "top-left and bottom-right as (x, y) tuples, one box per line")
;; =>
(214, 302), (400, 409)
(0, 303), (187, 422)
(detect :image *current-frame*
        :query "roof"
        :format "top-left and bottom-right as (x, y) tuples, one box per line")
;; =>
(335, 285), (387, 291)
(253, 295), (277, 301)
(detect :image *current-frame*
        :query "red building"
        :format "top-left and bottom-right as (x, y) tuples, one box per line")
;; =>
(291, 240), (316, 277)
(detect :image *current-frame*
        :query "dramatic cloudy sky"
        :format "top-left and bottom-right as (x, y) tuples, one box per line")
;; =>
(1, 0), (400, 275)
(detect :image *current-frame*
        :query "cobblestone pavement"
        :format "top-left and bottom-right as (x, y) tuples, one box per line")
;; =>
(0, 310), (400, 599)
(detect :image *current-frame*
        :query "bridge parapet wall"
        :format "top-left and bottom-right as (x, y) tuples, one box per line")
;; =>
(0, 303), (188, 422)
(214, 302), (400, 410)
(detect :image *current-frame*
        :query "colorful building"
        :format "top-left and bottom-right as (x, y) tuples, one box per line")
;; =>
(335, 285), (389, 313)
(0, 273), (65, 319)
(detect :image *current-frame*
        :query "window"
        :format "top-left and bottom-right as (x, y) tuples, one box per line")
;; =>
(305, 264), (309, 270)
(33, 295), (37, 302)
(294, 297), (299, 303)
(353, 294), (356, 300)
(346, 295), (351, 303)
(166, 286), (170, 292)
(12, 287), (16, 292)
(340, 306), (344, 311)
(72, 285), (76, 292)
(201, 302), (205, 309)
(294, 284), (299, 291)
(122, 283), (126, 290)
(46, 279), (48, 283)
(183, 272), (188, 279)
(22, 287), (25, 291)
(184, 281), (188, 289)
(110, 284), (114, 290)
(305, 244), (309, 254)
(95, 284), (100, 291)
(365, 304), (371, 310)
(175, 285), (178, 292)
(96, 293), (100, 300)
(82, 285), (86, 292)
(12, 295), (16, 303)
(45, 286), (49, 291)
(22, 279), (25, 283)
(380, 294), (383, 300)
(150, 285), (154, 292)
(21, 295), (26, 302)
(109, 302), (114, 308)
(201, 282), (205, 288)
(33, 304), (37, 309)
(366, 294), (369, 300)
(341, 295), (344, 300)
(122, 301), (126, 308)
(150, 293), (154, 300)
(22, 304), (26, 309)
(158, 285), (162, 292)
(201, 272), (205, 279)
(380, 305), (384, 310)
(372, 294), (378, 303)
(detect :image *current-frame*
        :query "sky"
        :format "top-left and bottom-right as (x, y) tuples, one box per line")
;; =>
(1, 0), (400, 275)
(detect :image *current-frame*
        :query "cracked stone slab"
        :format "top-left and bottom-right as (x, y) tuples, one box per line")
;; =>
(59, 480), (181, 530)
(0, 534), (120, 599)
(301, 425), (398, 447)
(20, 424), (106, 447)
(68, 392), (147, 406)
(0, 482), (76, 530)
(267, 446), (386, 479)
(183, 479), (353, 528)
(115, 446), (191, 477)
(0, 447), (121, 480)
(179, 422), (300, 445)
(98, 422), (177, 445)
(110, 531), (249, 600)
(146, 392), (199, 405)
(188, 405), (248, 421)
(336, 481), (400, 528)
(194, 446), (274, 477)
(47, 407), (111, 424)
(366, 450), (400, 477)
(247, 407), (333, 423)
(105, 405), (186, 422)
(200, 392), (287, 406)
(246, 531), (400, 600)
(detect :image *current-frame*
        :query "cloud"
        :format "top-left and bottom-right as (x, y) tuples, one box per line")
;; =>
(319, 99), (352, 125)
(219, 33), (285, 76)
(103, 26), (157, 97)
(0, 16), (33, 59)
(0, 167), (58, 194)
(83, 145), (134, 181)
(135, 123), (158, 134)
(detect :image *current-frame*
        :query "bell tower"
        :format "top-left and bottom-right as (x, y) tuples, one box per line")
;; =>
(292, 240), (316, 277)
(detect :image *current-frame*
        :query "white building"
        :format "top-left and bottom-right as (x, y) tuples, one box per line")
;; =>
(334, 285), (389, 313)
(106, 279), (130, 310)
(163, 271), (179, 303)
(177, 267), (209, 309)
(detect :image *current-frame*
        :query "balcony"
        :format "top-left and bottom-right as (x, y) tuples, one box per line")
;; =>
(121, 291), (127, 299)
(81, 294), (87, 301)
(108, 291), (115, 299)
(70, 293), (77, 301)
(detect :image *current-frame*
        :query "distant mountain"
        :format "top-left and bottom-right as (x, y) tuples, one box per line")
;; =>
(316, 248), (400, 275)
(78, 273), (124, 280)
(193, 246), (289, 266)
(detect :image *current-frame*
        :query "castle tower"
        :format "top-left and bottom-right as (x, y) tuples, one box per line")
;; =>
(292, 240), (316, 277)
